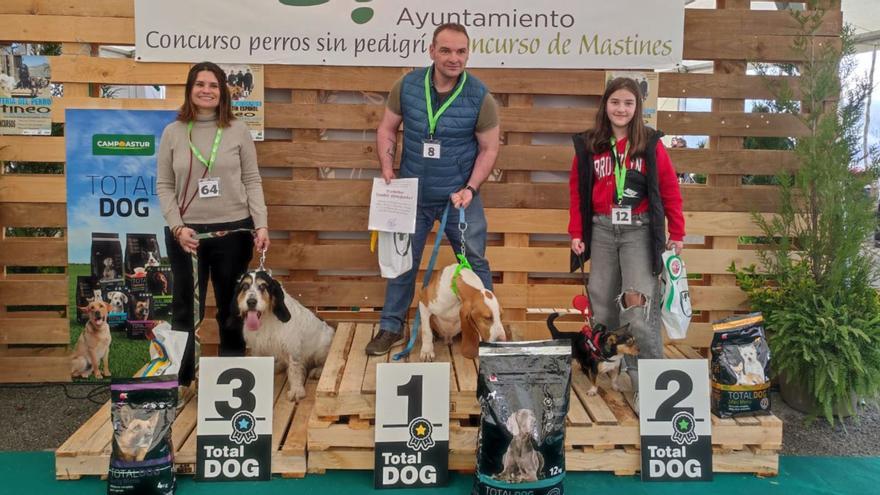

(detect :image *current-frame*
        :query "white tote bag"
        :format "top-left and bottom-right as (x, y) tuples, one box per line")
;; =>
(660, 250), (692, 340)
(378, 231), (413, 279)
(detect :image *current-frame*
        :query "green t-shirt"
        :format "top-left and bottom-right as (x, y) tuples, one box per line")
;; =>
(386, 75), (499, 133)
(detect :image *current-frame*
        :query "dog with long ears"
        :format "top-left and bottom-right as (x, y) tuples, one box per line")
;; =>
(418, 263), (508, 361)
(496, 408), (544, 483)
(71, 300), (112, 379)
(547, 312), (638, 396)
(232, 270), (334, 402)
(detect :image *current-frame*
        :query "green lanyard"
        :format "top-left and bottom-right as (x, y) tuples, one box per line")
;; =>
(610, 137), (630, 205)
(187, 121), (223, 172)
(424, 66), (468, 138)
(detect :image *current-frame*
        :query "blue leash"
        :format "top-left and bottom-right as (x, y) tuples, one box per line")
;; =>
(393, 202), (452, 361)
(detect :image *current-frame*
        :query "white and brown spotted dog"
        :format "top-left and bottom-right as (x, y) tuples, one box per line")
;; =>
(418, 264), (507, 361)
(232, 271), (334, 402)
(71, 300), (112, 379)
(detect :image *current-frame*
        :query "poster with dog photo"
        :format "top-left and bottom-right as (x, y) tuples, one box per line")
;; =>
(220, 64), (264, 141)
(604, 70), (658, 128)
(0, 45), (52, 135)
(66, 109), (177, 380)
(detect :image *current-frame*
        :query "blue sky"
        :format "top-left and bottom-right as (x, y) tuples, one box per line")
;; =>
(66, 109), (177, 263)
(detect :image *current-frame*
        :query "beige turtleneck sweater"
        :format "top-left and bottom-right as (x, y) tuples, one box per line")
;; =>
(156, 114), (268, 229)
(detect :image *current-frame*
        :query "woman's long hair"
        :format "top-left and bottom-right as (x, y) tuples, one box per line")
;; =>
(585, 77), (648, 156)
(177, 62), (235, 128)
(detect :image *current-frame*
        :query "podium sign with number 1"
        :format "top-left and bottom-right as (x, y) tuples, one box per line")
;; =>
(375, 363), (449, 489)
(639, 359), (713, 481)
(197, 357), (273, 481)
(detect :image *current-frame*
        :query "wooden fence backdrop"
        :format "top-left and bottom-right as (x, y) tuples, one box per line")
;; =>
(0, 0), (842, 382)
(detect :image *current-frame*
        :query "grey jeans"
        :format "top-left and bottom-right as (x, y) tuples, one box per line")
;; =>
(587, 213), (663, 392)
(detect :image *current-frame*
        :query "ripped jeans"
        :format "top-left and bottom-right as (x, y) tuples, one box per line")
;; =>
(587, 213), (663, 392)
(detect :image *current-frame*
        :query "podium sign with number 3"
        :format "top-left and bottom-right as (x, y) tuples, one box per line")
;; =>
(197, 357), (273, 482)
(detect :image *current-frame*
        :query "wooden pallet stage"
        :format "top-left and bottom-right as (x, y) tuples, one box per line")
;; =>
(309, 323), (782, 476)
(55, 374), (314, 480)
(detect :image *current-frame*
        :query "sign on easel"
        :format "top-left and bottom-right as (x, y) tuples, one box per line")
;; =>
(375, 363), (449, 489)
(639, 359), (713, 481)
(196, 357), (273, 481)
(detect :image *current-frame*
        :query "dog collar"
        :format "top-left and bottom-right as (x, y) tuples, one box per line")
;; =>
(580, 325), (612, 363)
(450, 254), (472, 298)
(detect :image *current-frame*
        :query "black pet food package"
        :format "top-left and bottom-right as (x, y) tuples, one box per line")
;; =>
(100, 281), (130, 331)
(75, 276), (102, 324)
(109, 375), (178, 495)
(710, 313), (771, 417)
(147, 266), (174, 320)
(475, 341), (571, 495)
(125, 233), (162, 274)
(147, 266), (173, 296)
(127, 293), (155, 339)
(92, 232), (124, 283)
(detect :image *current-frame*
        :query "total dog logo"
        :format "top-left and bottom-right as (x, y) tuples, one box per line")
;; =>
(640, 361), (713, 482)
(197, 358), (273, 482)
(375, 363), (450, 489)
(93, 134), (155, 156)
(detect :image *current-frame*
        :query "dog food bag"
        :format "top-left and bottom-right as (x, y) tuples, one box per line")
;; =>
(147, 266), (173, 320)
(475, 341), (571, 495)
(100, 282), (130, 331)
(76, 276), (101, 324)
(109, 375), (178, 495)
(127, 293), (155, 339)
(710, 313), (771, 417)
(92, 232), (124, 283)
(125, 233), (162, 274)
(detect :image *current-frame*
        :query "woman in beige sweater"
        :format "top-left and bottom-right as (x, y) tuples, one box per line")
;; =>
(157, 61), (269, 386)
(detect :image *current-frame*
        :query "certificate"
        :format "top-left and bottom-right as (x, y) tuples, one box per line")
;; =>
(368, 178), (418, 234)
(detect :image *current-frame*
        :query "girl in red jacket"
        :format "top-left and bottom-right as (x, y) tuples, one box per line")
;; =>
(568, 77), (685, 414)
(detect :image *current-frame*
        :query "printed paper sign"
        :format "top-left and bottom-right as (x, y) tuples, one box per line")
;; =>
(0, 47), (52, 135)
(368, 178), (419, 234)
(639, 359), (713, 482)
(375, 363), (450, 489)
(197, 357), (274, 481)
(219, 64), (264, 140)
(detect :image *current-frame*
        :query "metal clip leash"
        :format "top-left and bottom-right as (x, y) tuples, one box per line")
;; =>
(458, 207), (468, 260)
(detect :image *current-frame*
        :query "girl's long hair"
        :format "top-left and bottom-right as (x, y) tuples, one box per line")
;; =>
(585, 77), (648, 156)
(177, 62), (234, 128)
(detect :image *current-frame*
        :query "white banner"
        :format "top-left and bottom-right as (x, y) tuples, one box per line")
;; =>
(135, 0), (684, 69)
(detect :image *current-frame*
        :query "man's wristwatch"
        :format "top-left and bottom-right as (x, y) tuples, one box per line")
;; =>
(464, 184), (479, 196)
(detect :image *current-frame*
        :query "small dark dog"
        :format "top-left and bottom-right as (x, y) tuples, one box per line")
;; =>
(547, 312), (639, 396)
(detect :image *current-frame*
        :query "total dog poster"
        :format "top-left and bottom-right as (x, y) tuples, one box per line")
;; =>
(66, 109), (177, 380)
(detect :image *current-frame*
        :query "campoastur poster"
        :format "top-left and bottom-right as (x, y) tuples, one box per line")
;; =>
(66, 109), (177, 380)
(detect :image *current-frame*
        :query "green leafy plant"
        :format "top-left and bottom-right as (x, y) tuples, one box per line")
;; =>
(731, 3), (880, 424)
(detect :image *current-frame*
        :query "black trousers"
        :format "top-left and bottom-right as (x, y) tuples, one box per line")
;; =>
(165, 217), (254, 386)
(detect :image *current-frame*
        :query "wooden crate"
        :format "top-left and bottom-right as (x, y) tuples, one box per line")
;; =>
(55, 374), (314, 480)
(308, 323), (782, 476)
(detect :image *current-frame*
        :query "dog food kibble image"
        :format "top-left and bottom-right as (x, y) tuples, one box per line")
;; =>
(710, 313), (772, 417)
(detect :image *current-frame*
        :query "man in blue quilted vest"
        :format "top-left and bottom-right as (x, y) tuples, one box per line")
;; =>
(366, 23), (501, 355)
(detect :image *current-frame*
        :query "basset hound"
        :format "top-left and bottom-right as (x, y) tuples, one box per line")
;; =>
(417, 263), (508, 361)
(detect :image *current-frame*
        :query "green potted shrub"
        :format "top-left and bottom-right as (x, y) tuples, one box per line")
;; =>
(732, 4), (880, 424)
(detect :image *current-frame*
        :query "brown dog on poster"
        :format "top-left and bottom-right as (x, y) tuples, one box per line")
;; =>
(71, 300), (112, 379)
